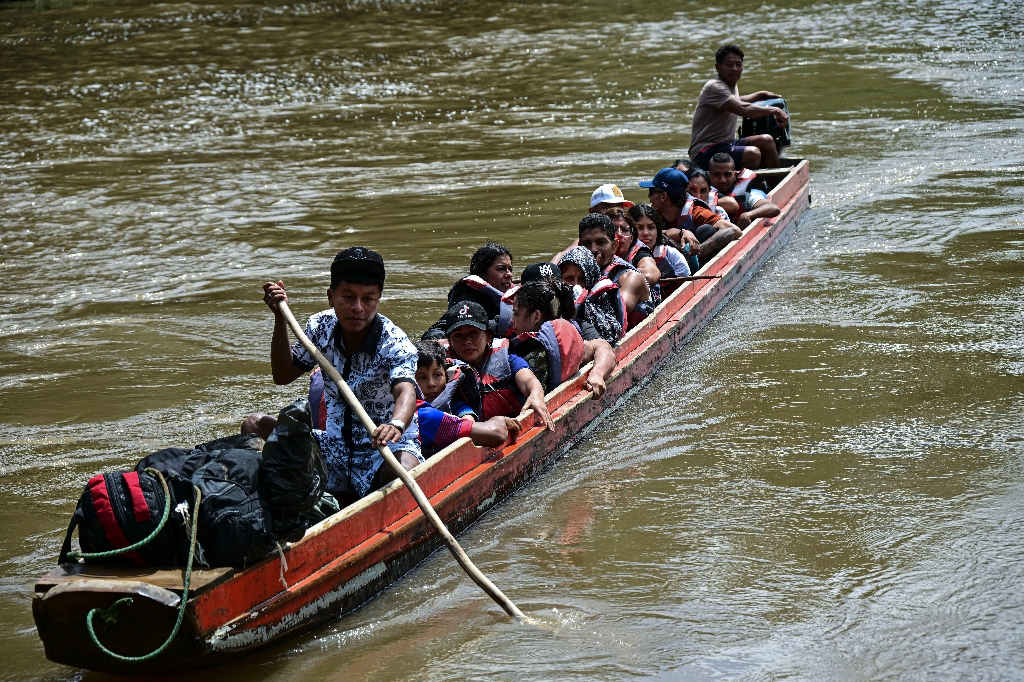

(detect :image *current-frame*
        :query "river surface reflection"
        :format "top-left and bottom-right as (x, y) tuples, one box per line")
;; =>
(2, 0), (1023, 679)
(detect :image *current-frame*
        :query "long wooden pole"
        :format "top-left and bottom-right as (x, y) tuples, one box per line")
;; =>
(277, 300), (529, 622)
(658, 274), (724, 284)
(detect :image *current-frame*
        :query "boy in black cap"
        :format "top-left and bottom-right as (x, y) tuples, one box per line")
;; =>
(263, 247), (422, 504)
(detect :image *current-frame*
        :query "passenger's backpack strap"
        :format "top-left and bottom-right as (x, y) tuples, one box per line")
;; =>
(58, 512), (80, 565)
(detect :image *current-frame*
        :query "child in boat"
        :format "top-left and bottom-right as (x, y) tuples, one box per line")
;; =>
(413, 340), (520, 456)
(443, 301), (555, 431)
(557, 245), (625, 346)
(423, 242), (514, 340)
(507, 280), (617, 397)
(263, 247), (422, 505)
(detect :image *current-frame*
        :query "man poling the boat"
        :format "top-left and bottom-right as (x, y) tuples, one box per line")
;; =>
(263, 247), (423, 507)
(423, 242), (515, 340)
(443, 301), (556, 431)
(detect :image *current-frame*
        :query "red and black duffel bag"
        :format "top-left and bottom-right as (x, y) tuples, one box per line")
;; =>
(58, 466), (202, 567)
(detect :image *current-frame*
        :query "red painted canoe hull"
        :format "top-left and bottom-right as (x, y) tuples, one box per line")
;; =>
(33, 161), (810, 675)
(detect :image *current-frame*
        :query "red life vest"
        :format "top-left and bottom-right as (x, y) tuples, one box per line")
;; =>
(586, 277), (627, 341)
(625, 240), (645, 265)
(650, 244), (675, 278)
(603, 257), (652, 331)
(727, 168), (758, 198)
(445, 339), (520, 419)
(706, 188), (720, 210)
(510, 319), (585, 392)
(451, 275), (513, 336)
(478, 344), (525, 419)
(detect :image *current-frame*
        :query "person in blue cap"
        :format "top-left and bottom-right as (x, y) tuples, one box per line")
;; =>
(263, 247), (422, 506)
(640, 167), (741, 267)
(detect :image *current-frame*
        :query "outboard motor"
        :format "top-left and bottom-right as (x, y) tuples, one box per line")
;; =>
(740, 97), (791, 153)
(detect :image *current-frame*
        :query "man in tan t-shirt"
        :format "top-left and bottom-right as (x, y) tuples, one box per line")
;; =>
(688, 44), (789, 170)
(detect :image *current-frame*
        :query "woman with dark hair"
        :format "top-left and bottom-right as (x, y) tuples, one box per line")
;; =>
(424, 242), (514, 339)
(507, 281), (583, 392)
(443, 301), (554, 431)
(508, 280), (617, 397)
(603, 206), (660, 289)
(687, 169), (733, 219)
(629, 203), (691, 279)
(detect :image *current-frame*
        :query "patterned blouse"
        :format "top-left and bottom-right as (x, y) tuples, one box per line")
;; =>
(291, 312), (421, 497)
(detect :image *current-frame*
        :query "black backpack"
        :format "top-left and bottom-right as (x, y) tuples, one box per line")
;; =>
(190, 448), (275, 569)
(60, 401), (332, 569)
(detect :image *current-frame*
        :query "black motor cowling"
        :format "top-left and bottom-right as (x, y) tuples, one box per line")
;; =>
(740, 97), (791, 153)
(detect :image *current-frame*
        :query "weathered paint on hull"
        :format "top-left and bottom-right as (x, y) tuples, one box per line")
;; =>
(33, 161), (810, 675)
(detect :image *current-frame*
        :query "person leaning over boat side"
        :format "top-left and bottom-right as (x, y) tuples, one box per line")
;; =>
(423, 242), (515, 340)
(413, 340), (521, 456)
(629, 203), (691, 279)
(444, 301), (556, 431)
(263, 247), (422, 505)
(506, 276), (617, 397)
(707, 152), (780, 229)
(558, 245), (625, 345)
(641, 167), (741, 266)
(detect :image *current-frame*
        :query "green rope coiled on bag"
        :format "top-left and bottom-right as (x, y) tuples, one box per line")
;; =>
(72, 468), (203, 663)
(66, 467), (172, 561)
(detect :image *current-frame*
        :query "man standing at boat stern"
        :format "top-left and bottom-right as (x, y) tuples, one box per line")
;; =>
(263, 247), (422, 504)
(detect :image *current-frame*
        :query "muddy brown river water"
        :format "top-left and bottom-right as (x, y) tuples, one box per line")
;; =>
(2, 0), (1023, 679)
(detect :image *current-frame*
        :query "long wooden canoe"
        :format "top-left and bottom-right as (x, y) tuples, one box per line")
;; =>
(33, 160), (810, 675)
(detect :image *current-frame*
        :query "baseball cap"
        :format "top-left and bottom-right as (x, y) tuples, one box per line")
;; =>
(590, 183), (634, 209)
(501, 262), (563, 304)
(445, 301), (490, 335)
(521, 261), (561, 283)
(639, 168), (689, 195)
(331, 247), (385, 287)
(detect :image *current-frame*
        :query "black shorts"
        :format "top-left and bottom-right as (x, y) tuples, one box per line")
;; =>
(691, 138), (752, 169)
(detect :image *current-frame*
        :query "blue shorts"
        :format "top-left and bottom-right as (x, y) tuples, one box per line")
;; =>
(691, 137), (755, 170)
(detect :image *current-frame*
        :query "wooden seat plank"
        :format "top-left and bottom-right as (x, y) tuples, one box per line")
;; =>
(35, 564), (233, 597)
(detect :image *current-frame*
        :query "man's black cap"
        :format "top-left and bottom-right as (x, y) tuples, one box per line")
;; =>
(331, 247), (385, 287)
(521, 262), (561, 284)
(445, 301), (489, 336)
